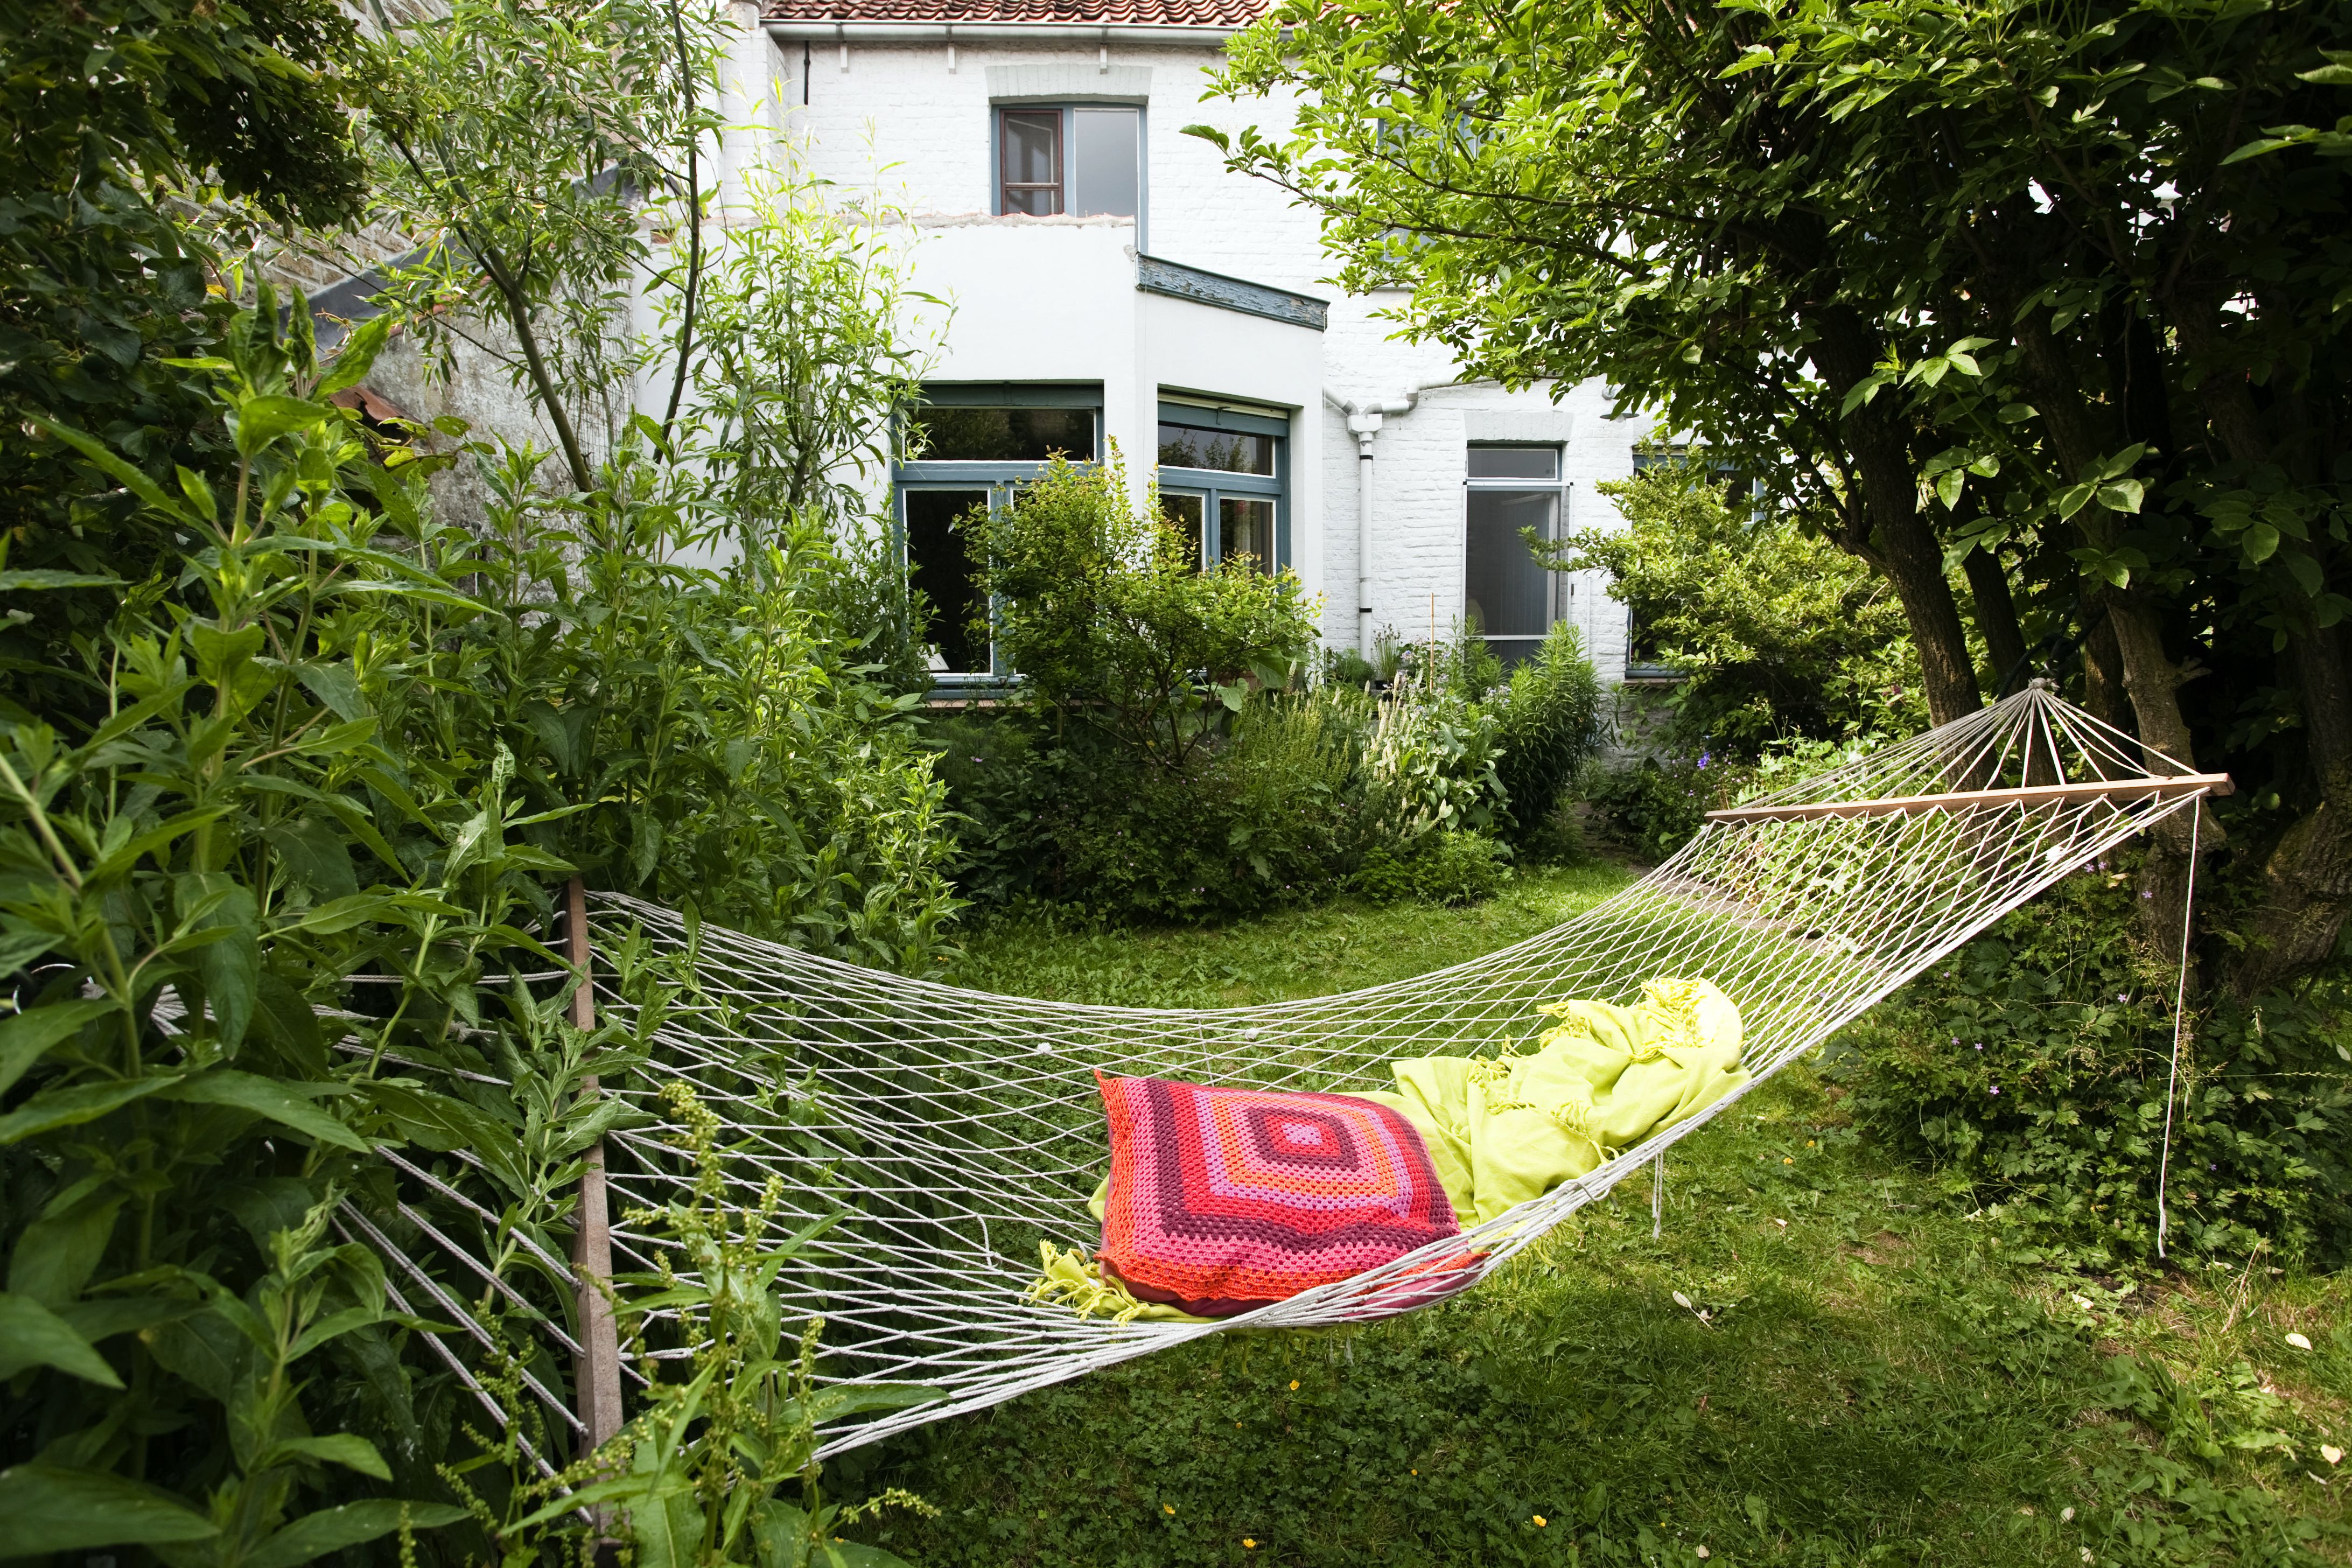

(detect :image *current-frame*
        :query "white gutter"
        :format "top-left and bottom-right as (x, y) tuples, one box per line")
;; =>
(762, 21), (1247, 46)
(1325, 382), (1464, 659)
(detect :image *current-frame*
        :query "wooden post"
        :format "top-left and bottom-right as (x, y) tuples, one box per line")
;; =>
(567, 876), (625, 1455)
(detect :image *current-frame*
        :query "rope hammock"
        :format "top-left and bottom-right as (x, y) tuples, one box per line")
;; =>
(349, 684), (2223, 1469)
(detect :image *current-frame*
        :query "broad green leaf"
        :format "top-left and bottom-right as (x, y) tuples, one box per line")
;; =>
(0, 570), (123, 591)
(2095, 479), (2145, 514)
(0, 998), (117, 1098)
(0, 1465), (218, 1556)
(0, 1292), (123, 1386)
(163, 1070), (368, 1152)
(316, 314), (393, 397)
(2244, 523), (2282, 562)
(190, 621), (268, 686)
(8, 1186), (123, 1305)
(0, 1077), (170, 1146)
(230, 394), (333, 456)
(242, 1500), (468, 1568)
(628, 1485), (707, 1568)
(21, 417), (189, 523)
(295, 661), (369, 723)
(264, 1433), (391, 1480)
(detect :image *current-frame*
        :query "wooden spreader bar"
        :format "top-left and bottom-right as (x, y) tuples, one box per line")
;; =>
(1706, 772), (2234, 825)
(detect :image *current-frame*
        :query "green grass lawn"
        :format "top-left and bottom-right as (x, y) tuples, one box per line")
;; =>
(836, 865), (2351, 1567)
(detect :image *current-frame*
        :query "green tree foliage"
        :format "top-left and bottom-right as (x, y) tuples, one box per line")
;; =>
(1201, 0), (2352, 995)
(1, 0), (372, 691)
(1553, 463), (1925, 747)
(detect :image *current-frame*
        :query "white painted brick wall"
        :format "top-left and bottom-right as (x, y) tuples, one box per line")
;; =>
(733, 25), (1649, 681)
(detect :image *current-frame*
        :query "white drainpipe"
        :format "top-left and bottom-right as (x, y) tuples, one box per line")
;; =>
(1325, 388), (1423, 659)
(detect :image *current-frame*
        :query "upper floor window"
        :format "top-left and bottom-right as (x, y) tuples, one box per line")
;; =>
(1465, 444), (1563, 667)
(996, 107), (1140, 219)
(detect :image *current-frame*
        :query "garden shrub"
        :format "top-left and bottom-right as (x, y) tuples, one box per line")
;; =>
(1350, 828), (1513, 907)
(1834, 864), (2352, 1271)
(1583, 752), (1749, 862)
(1490, 622), (1603, 855)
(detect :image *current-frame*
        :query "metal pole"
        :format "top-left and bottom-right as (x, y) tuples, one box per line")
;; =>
(567, 877), (624, 1453)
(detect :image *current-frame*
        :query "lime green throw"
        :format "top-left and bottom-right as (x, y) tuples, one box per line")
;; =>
(1351, 977), (1748, 1225)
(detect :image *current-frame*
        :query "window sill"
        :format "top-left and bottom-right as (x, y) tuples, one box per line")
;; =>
(915, 211), (1138, 229)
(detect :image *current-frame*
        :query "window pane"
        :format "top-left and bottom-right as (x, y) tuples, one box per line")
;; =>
(1001, 111), (1060, 215)
(1464, 489), (1555, 638)
(1158, 422), (1275, 475)
(1468, 445), (1559, 480)
(912, 406), (1095, 462)
(905, 489), (989, 674)
(1070, 107), (1138, 217)
(1160, 492), (1203, 571)
(1217, 496), (1276, 572)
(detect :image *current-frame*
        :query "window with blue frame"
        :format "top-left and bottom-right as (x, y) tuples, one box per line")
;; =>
(898, 383), (1102, 680)
(1153, 400), (1288, 575)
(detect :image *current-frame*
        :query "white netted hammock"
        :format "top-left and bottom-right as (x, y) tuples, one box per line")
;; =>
(351, 685), (2223, 1466)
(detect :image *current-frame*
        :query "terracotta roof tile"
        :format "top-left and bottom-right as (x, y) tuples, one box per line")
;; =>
(762, 0), (1268, 25)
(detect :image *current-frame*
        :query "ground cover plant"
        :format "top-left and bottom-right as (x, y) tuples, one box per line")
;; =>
(846, 874), (2350, 1567)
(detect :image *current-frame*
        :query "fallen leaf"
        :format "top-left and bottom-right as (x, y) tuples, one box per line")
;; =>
(2287, 1332), (2314, 1350)
(1673, 1291), (1693, 1310)
(2323, 1445), (2344, 1466)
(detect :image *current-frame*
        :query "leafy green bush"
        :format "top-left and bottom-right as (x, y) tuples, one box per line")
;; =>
(1350, 828), (1513, 907)
(1582, 753), (1749, 862)
(1491, 623), (1603, 854)
(1545, 461), (1926, 750)
(968, 457), (1318, 774)
(1835, 866), (2352, 1271)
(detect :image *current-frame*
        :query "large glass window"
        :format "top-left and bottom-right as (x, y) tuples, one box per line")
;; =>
(1465, 445), (1562, 667)
(996, 107), (1141, 220)
(1154, 400), (1287, 575)
(896, 386), (1103, 683)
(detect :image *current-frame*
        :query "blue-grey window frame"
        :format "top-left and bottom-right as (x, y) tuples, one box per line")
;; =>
(1153, 398), (1289, 572)
(894, 382), (1105, 688)
(989, 104), (1149, 249)
(1464, 441), (1565, 667)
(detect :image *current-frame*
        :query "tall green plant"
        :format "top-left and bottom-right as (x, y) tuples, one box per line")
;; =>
(968, 457), (1318, 773)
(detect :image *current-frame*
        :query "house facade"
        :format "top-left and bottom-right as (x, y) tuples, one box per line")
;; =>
(735, 0), (1648, 687)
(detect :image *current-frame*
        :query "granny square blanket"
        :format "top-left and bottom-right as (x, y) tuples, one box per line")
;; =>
(1095, 1071), (1463, 1317)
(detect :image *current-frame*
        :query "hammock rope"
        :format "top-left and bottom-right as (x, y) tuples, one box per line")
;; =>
(351, 685), (2222, 1463)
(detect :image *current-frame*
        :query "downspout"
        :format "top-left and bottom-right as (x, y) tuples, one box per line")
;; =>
(1324, 387), (1422, 659)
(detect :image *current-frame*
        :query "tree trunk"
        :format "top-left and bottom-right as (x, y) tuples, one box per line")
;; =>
(2082, 607), (2133, 733)
(1961, 545), (2030, 696)
(1805, 304), (1983, 729)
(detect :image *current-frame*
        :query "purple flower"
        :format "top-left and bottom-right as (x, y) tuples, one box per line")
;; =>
(1697, 752), (1712, 769)
(1989, 1086), (2001, 1095)
(2142, 891), (2154, 900)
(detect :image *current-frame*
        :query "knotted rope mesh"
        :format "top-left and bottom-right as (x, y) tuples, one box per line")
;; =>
(356, 687), (2216, 1463)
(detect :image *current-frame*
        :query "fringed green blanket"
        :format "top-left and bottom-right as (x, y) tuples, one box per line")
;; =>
(1350, 976), (1748, 1226)
(1028, 977), (1747, 1319)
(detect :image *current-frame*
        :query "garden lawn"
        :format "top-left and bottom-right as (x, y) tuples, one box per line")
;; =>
(835, 865), (2352, 1567)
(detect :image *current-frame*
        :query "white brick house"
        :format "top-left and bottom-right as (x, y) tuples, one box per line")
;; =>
(739, 0), (1647, 685)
